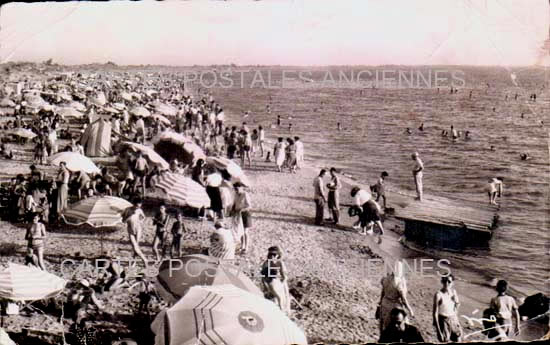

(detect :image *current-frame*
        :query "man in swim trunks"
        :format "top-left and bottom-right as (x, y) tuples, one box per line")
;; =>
(133, 152), (149, 197)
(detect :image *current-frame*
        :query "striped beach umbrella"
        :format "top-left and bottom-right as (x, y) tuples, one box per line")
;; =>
(154, 172), (211, 209)
(155, 254), (262, 304)
(206, 157), (251, 187)
(0, 263), (66, 301)
(5, 128), (37, 140)
(48, 151), (101, 174)
(122, 141), (169, 170)
(61, 196), (132, 227)
(152, 285), (307, 345)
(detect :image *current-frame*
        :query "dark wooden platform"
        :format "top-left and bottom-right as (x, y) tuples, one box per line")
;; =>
(393, 194), (499, 249)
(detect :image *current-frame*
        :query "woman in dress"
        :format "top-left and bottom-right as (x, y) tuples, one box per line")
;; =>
(377, 260), (414, 332)
(285, 138), (297, 173)
(273, 137), (286, 172)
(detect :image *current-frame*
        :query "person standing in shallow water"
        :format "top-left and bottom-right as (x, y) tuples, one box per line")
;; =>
(411, 152), (424, 201)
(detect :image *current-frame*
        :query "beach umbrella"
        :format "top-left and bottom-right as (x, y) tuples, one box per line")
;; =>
(129, 106), (150, 117)
(112, 102), (126, 111)
(154, 172), (211, 209)
(61, 196), (132, 227)
(89, 92), (107, 106)
(155, 255), (262, 304)
(122, 141), (169, 169)
(153, 131), (205, 165)
(5, 128), (37, 140)
(121, 92), (133, 101)
(152, 284), (307, 345)
(0, 98), (15, 107)
(55, 106), (83, 119)
(0, 263), (66, 302)
(130, 92), (142, 101)
(101, 106), (119, 114)
(152, 102), (177, 116)
(69, 101), (86, 112)
(151, 114), (171, 125)
(48, 151), (101, 174)
(206, 157), (251, 187)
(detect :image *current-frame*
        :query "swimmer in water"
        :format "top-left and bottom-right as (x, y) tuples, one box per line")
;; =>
(418, 123), (424, 131)
(406, 128), (412, 135)
(441, 130), (448, 137)
(520, 153), (531, 161)
(450, 125), (458, 140)
(492, 107), (496, 112)
(464, 131), (470, 140)
(521, 113), (524, 119)
(288, 123), (292, 132)
(337, 122), (342, 131)
(490, 145), (496, 151)
(277, 115), (281, 126)
(514, 93), (518, 100)
(469, 90), (473, 99)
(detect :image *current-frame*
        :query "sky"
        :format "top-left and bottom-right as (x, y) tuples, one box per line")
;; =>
(0, 0), (548, 66)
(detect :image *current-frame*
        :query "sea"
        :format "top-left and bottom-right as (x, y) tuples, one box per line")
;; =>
(197, 65), (549, 297)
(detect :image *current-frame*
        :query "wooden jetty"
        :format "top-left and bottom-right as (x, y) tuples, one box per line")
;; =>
(392, 194), (499, 249)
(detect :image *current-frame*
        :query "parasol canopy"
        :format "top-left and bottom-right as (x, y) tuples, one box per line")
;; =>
(153, 131), (205, 165)
(0, 263), (66, 301)
(0, 98), (16, 107)
(55, 106), (83, 119)
(206, 157), (251, 187)
(48, 151), (101, 174)
(61, 196), (132, 227)
(129, 106), (151, 117)
(155, 254), (262, 305)
(121, 141), (169, 169)
(153, 172), (210, 209)
(151, 284), (307, 345)
(5, 128), (37, 139)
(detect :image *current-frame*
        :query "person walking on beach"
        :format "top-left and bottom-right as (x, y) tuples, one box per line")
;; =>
(258, 125), (266, 157)
(433, 274), (463, 342)
(489, 280), (521, 340)
(273, 137), (286, 172)
(25, 214), (47, 271)
(123, 200), (148, 267)
(411, 152), (424, 201)
(313, 169), (327, 226)
(327, 167), (341, 224)
(56, 161), (70, 216)
(378, 261), (415, 333)
(379, 308), (424, 343)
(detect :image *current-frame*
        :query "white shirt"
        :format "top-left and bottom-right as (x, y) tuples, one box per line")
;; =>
(216, 111), (225, 122)
(354, 189), (371, 206)
(295, 140), (304, 156)
(259, 129), (265, 141)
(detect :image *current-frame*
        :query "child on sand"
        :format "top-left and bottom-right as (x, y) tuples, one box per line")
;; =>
(372, 171), (388, 209)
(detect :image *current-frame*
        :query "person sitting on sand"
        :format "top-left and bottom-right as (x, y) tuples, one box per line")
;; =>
(261, 246), (291, 315)
(486, 177), (503, 205)
(379, 308), (424, 343)
(378, 261), (415, 333)
(489, 280), (521, 340)
(67, 279), (105, 323)
(433, 274), (463, 342)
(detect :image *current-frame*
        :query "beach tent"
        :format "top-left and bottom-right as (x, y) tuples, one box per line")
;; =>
(151, 285), (307, 345)
(80, 118), (112, 157)
(155, 254), (262, 304)
(0, 263), (66, 301)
